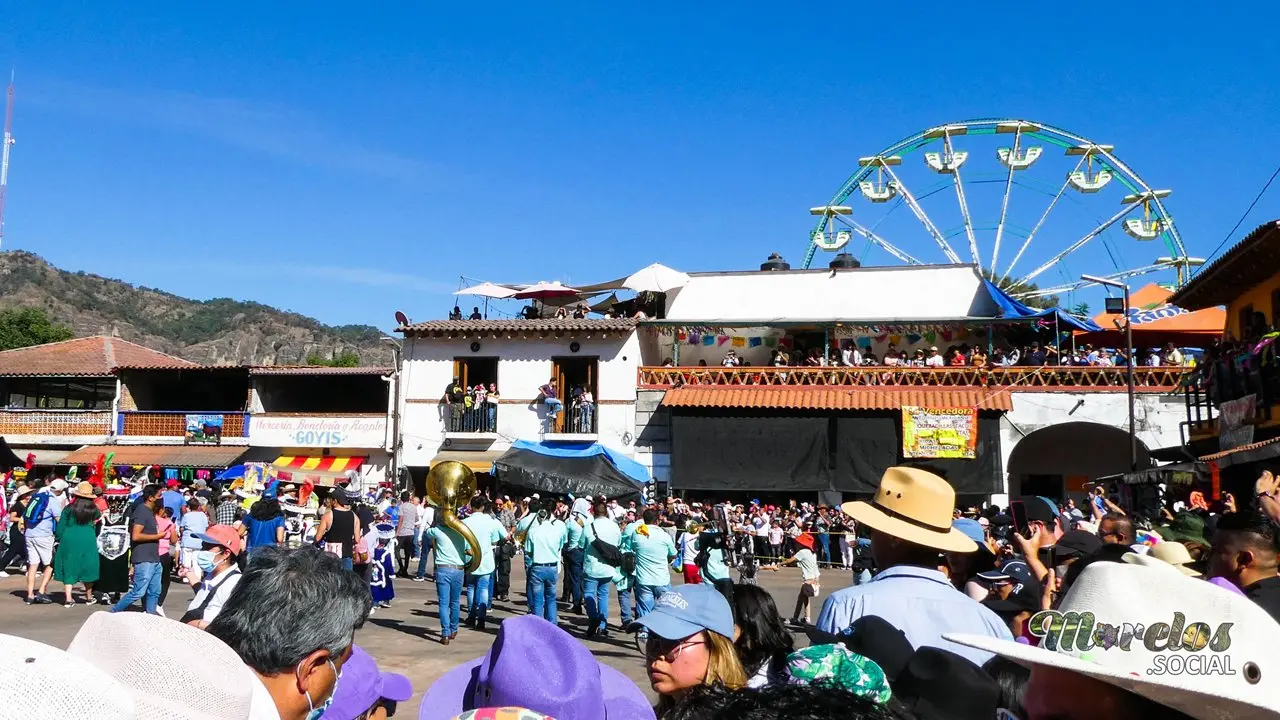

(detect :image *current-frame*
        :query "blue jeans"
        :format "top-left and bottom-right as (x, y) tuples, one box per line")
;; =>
(618, 584), (634, 626)
(415, 534), (434, 579)
(584, 575), (613, 633)
(564, 548), (585, 606)
(465, 572), (493, 624)
(578, 403), (594, 432)
(817, 533), (831, 564)
(486, 404), (497, 431)
(633, 583), (670, 637)
(110, 561), (162, 614)
(527, 564), (559, 624)
(436, 567), (464, 637)
(545, 398), (563, 416)
(341, 556), (354, 572)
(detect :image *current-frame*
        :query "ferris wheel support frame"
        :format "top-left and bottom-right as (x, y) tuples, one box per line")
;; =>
(801, 118), (1189, 287)
(999, 153), (1087, 285)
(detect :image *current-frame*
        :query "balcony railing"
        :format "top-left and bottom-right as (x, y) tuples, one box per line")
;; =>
(446, 406), (499, 434)
(557, 402), (597, 434)
(0, 409), (113, 436)
(639, 365), (1187, 390)
(119, 411), (248, 438)
(1184, 354), (1278, 433)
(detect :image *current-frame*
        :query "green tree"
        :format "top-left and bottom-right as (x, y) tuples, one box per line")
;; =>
(306, 349), (361, 367)
(0, 307), (75, 351)
(1069, 302), (1091, 317)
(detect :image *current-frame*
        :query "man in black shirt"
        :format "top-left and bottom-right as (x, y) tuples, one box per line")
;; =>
(444, 378), (465, 431)
(1025, 341), (1047, 366)
(110, 484), (167, 615)
(1208, 511), (1280, 622)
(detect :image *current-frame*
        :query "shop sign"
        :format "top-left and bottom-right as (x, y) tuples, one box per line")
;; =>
(185, 414), (223, 445)
(1218, 395), (1256, 452)
(250, 416), (387, 448)
(902, 406), (977, 459)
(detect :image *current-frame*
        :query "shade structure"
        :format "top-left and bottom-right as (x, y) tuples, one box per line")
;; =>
(214, 464), (247, 481)
(493, 440), (648, 499)
(512, 281), (581, 300)
(453, 282), (518, 299)
(270, 455), (366, 486)
(1076, 283), (1226, 347)
(0, 437), (26, 470)
(624, 263), (691, 293)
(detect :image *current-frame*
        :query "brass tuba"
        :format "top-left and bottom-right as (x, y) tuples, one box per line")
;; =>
(426, 460), (483, 573)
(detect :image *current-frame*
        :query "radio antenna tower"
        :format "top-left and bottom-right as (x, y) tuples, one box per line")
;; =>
(0, 73), (14, 250)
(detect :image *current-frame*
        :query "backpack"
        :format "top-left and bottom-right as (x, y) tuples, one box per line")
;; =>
(589, 520), (623, 567)
(23, 491), (52, 527)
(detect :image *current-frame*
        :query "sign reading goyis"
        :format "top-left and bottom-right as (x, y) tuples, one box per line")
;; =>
(250, 415), (388, 448)
(901, 406), (977, 459)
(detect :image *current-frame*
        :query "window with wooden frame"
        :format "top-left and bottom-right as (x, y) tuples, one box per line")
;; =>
(452, 357), (498, 392)
(549, 356), (599, 433)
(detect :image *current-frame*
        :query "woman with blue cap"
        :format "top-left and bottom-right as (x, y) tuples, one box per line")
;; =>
(627, 584), (747, 717)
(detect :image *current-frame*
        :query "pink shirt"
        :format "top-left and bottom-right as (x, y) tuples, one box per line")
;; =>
(156, 517), (174, 556)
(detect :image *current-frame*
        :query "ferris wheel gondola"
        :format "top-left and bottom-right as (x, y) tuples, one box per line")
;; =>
(803, 119), (1200, 301)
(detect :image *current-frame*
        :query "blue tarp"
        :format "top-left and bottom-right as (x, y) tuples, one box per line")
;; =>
(981, 279), (1104, 332)
(505, 439), (650, 485)
(214, 464), (247, 481)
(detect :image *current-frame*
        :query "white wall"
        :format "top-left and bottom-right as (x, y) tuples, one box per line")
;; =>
(399, 332), (641, 467)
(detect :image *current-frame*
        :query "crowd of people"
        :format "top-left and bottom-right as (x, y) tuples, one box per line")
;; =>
(699, 340), (1195, 370)
(3, 463), (1280, 719)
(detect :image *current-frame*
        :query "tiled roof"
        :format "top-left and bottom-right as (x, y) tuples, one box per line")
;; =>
(660, 386), (1012, 411)
(1168, 220), (1280, 310)
(249, 366), (393, 376)
(0, 336), (198, 377)
(399, 318), (639, 336)
(61, 444), (247, 468)
(1198, 436), (1280, 463)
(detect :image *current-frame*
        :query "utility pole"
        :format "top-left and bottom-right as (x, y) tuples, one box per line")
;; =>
(0, 73), (14, 249)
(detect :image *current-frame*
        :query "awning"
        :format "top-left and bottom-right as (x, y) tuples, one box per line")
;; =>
(493, 440), (649, 499)
(0, 437), (25, 470)
(60, 445), (247, 468)
(661, 387), (1013, 412)
(981, 279), (1103, 332)
(429, 450), (505, 473)
(9, 448), (73, 466)
(270, 455), (366, 486)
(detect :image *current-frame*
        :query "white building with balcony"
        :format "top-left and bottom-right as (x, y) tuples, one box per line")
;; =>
(395, 318), (648, 495)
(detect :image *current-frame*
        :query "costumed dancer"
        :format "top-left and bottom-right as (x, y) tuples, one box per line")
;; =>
(95, 486), (135, 605)
(761, 532), (821, 627)
(369, 522), (396, 609)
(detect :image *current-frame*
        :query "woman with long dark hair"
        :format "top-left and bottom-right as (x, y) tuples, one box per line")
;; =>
(241, 496), (285, 559)
(53, 482), (101, 606)
(730, 583), (794, 688)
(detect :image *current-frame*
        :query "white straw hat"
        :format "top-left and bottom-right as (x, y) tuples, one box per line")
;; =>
(0, 633), (137, 719)
(947, 562), (1279, 720)
(68, 612), (279, 720)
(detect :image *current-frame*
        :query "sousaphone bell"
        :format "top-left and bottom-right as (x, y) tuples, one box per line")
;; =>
(425, 460), (483, 573)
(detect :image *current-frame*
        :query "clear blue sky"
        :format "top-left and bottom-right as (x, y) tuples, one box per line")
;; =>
(3, 3), (1278, 329)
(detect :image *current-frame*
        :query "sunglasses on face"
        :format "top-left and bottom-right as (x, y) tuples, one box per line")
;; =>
(645, 636), (707, 662)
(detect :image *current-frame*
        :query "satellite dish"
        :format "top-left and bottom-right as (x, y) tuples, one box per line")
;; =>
(394, 311), (409, 327)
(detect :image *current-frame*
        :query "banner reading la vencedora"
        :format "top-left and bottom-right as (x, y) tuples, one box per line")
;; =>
(901, 406), (978, 459)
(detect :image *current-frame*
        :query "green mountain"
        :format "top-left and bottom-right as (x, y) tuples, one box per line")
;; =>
(0, 250), (392, 366)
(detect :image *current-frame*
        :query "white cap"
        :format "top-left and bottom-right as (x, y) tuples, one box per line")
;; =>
(49, 478), (69, 492)
(68, 611), (279, 719)
(1, 633), (136, 719)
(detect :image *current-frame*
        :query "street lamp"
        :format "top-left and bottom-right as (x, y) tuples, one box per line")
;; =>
(1081, 274), (1137, 472)
(381, 336), (404, 491)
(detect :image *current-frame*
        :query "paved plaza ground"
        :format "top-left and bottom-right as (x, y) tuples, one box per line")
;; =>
(0, 561), (840, 708)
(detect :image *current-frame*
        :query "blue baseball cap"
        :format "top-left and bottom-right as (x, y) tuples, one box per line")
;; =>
(977, 559), (1037, 589)
(952, 518), (985, 546)
(627, 584), (734, 640)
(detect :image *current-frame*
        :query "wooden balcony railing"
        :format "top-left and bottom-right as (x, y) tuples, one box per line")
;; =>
(0, 409), (113, 436)
(119, 411), (248, 438)
(638, 365), (1187, 391)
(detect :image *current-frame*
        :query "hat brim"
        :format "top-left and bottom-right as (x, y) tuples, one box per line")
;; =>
(841, 500), (977, 553)
(418, 657), (652, 720)
(944, 633), (1269, 720)
(194, 532), (239, 555)
(379, 671), (413, 702)
(625, 607), (706, 641)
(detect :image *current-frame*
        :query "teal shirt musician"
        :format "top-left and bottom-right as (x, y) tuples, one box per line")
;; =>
(624, 520), (677, 588)
(429, 525), (468, 567)
(526, 517), (568, 564)
(461, 512), (508, 576)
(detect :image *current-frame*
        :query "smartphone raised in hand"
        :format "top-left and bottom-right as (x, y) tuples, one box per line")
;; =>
(1010, 500), (1030, 539)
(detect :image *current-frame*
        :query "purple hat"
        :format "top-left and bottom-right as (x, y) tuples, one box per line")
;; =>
(322, 646), (412, 720)
(1209, 576), (1246, 596)
(419, 616), (654, 720)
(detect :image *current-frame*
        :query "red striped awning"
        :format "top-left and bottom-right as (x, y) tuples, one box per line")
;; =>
(272, 455), (366, 473)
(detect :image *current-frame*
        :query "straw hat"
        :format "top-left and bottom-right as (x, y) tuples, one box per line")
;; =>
(1, 633), (136, 719)
(841, 467), (976, 553)
(947, 562), (1279, 720)
(71, 480), (97, 500)
(68, 611), (278, 720)
(1124, 542), (1202, 577)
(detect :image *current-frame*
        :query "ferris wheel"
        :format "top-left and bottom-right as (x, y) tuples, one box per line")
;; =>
(801, 119), (1201, 302)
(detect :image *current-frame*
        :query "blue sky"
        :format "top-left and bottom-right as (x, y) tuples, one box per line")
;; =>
(2, 3), (1278, 329)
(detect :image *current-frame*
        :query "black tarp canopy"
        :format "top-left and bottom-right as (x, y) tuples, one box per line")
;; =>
(493, 440), (649, 500)
(0, 437), (26, 471)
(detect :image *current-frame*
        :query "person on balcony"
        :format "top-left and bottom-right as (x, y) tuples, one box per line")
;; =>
(839, 341), (862, 367)
(468, 306), (482, 320)
(486, 382), (500, 432)
(924, 346), (945, 368)
(443, 378), (465, 432)
(540, 378), (563, 421)
(576, 386), (595, 433)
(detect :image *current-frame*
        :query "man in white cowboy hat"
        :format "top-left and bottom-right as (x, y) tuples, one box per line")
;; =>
(816, 466), (1011, 665)
(947, 561), (1280, 720)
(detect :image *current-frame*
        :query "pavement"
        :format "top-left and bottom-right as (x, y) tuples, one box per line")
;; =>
(0, 560), (848, 709)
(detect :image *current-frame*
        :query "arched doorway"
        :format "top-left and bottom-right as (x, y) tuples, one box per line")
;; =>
(1006, 421), (1151, 500)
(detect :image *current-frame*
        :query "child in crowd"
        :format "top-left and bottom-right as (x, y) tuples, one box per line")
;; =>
(762, 532), (821, 627)
(369, 525), (396, 610)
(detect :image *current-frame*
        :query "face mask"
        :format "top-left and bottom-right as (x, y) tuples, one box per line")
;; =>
(303, 659), (340, 720)
(195, 550), (219, 572)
